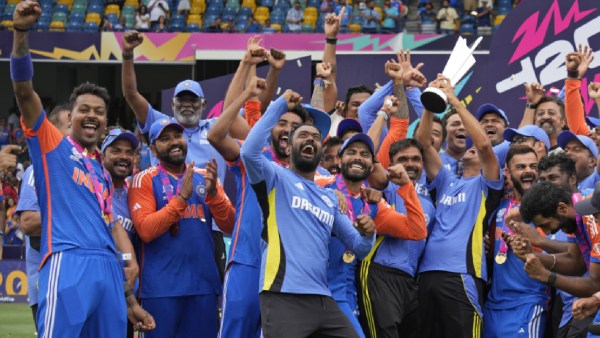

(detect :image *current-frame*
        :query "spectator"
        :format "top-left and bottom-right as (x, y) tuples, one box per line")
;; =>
(135, 5), (151, 31)
(147, 0), (169, 30)
(381, 0), (399, 33)
(222, 17), (236, 32)
(320, 0), (334, 15)
(3, 177), (18, 204)
(177, 0), (190, 17)
(436, 0), (457, 34)
(286, 1), (304, 32)
(207, 17), (223, 32)
(334, 0), (352, 32)
(100, 15), (113, 31)
(476, 0), (493, 27)
(5, 196), (17, 224)
(0, 118), (10, 148)
(246, 16), (262, 33)
(262, 18), (275, 33)
(360, 0), (380, 34)
(3, 213), (23, 246)
(152, 15), (168, 32)
(7, 108), (20, 132)
(114, 16), (126, 31)
(420, 1), (436, 24)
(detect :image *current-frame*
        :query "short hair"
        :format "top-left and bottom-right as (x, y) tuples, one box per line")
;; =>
(537, 96), (565, 119)
(441, 108), (459, 129)
(48, 103), (71, 127)
(290, 123), (320, 144)
(389, 138), (424, 159)
(538, 153), (576, 177)
(69, 82), (110, 112)
(344, 85), (373, 108)
(520, 181), (571, 223)
(323, 136), (344, 151)
(505, 145), (537, 167)
(288, 105), (309, 123)
(415, 115), (446, 141)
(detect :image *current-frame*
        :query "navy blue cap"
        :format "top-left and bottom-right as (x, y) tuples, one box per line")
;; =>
(337, 118), (363, 138)
(149, 119), (185, 144)
(557, 130), (598, 158)
(302, 104), (331, 141)
(465, 136), (473, 150)
(101, 129), (140, 153)
(476, 103), (509, 125)
(174, 80), (204, 98)
(503, 125), (551, 150)
(339, 133), (375, 157)
(586, 116), (600, 129)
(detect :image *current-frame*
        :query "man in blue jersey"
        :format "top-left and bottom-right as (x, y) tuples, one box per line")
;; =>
(557, 131), (600, 191)
(484, 145), (550, 338)
(415, 75), (503, 338)
(128, 119), (235, 338)
(240, 89), (375, 338)
(440, 108), (467, 174)
(10, 2), (154, 335)
(358, 137), (436, 338)
(16, 104), (71, 330)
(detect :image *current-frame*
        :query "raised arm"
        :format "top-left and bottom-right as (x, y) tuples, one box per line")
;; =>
(203, 159), (235, 234)
(259, 48), (286, 114)
(121, 31), (151, 125)
(519, 83), (545, 128)
(310, 62), (332, 109)
(11, 0), (43, 129)
(208, 76), (266, 162)
(322, 7), (344, 112)
(564, 47), (595, 135)
(590, 82), (600, 119)
(415, 107), (442, 181)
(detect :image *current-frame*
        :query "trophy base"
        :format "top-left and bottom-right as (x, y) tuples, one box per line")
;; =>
(420, 87), (448, 113)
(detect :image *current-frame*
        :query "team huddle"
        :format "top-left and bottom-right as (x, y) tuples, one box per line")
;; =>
(9, 0), (600, 337)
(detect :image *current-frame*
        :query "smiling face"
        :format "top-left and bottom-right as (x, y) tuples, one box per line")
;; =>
(103, 139), (136, 180)
(539, 165), (576, 193)
(345, 92), (371, 119)
(340, 141), (373, 182)
(479, 112), (507, 146)
(505, 152), (538, 197)
(70, 94), (107, 151)
(172, 92), (205, 128)
(151, 126), (188, 166)
(445, 113), (467, 154)
(322, 143), (342, 174)
(390, 145), (423, 181)
(290, 124), (323, 173)
(563, 139), (596, 180)
(535, 101), (565, 139)
(271, 112), (303, 160)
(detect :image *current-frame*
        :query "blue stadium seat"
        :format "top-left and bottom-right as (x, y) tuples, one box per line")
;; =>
(70, 12), (84, 22)
(37, 18), (51, 31)
(169, 20), (183, 31)
(203, 13), (218, 28)
(222, 13), (235, 21)
(53, 4), (68, 13)
(67, 20), (83, 31)
(83, 21), (98, 32)
(87, 3), (103, 14)
(171, 13), (185, 22)
(235, 21), (246, 32)
(306, 0), (320, 8)
(459, 22), (474, 35)
(262, 0), (274, 7)
(236, 13), (249, 22)
(238, 6), (252, 16)
(223, 6), (237, 16)
(270, 13), (284, 25)
(205, 5), (222, 15)
(106, 13), (119, 24)
(186, 23), (201, 31)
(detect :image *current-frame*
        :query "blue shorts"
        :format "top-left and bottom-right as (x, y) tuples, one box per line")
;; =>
(337, 300), (365, 338)
(142, 294), (218, 338)
(218, 262), (261, 338)
(37, 248), (126, 337)
(483, 302), (545, 338)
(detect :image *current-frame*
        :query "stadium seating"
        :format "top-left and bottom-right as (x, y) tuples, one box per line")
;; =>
(49, 20), (66, 31)
(83, 20), (98, 32)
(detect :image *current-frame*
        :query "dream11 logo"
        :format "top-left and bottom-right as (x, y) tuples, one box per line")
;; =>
(486, 0), (600, 121)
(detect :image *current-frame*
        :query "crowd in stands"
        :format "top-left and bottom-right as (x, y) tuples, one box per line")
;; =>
(0, 0), (519, 34)
(8, 0), (600, 337)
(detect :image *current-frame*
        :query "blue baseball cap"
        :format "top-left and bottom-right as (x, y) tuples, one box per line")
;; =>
(101, 129), (140, 153)
(149, 119), (185, 144)
(302, 104), (331, 141)
(465, 136), (473, 150)
(586, 116), (600, 130)
(337, 118), (363, 138)
(476, 103), (509, 125)
(174, 80), (204, 98)
(557, 130), (598, 158)
(339, 133), (375, 157)
(503, 125), (551, 150)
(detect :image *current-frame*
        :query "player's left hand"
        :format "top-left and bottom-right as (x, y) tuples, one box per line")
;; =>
(355, 214), (376, 236)
(361, 187), (382, 204)
(123, 262), (139, 290)
(334, 190), (348, 214)
(128, 304), (156, 332)
(572, 296), (600, 320)
(524, 253), (550, 282)
(205, 158), (218, 198)
(267, 48), (286, 70)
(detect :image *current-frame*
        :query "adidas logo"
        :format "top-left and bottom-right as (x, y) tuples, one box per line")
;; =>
(518, 328), (525, 334)
(295, 183), (304, 190)
(132, 203), (141, 211)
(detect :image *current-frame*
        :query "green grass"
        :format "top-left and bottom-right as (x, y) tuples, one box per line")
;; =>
(0, 303), (37, 337)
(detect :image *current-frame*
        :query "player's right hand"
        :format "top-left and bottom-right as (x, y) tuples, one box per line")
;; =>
(0, 145), (20, 173)
(13, 0), (41, 30)
(179, 161), (195, 200)
(122, 31), (144, 52)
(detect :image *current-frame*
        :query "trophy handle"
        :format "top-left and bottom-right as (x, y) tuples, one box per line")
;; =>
(420, 87), (448, 113)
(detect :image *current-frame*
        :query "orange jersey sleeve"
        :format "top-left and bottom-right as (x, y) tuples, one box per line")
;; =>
(245, 99), (262, 128)
(205, 179), (235, 234)
(373, 182), (427, 240)
(565, 78), (590, 136)
(128, 170), (188, 243)
(376, 117), (409, 169)
(21, 113), (63, 155)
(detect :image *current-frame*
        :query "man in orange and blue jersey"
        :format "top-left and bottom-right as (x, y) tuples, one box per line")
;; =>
(128, 119), (235, 337)
(10, 2), (154, 335)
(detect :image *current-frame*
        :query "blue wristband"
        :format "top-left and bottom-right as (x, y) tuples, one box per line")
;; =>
(313, 78), (325, 87)
(10, 53), (34, 82)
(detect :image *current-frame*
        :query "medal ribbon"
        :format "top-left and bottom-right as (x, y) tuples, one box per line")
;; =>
(334, 174), (371, 222)
(572, 193), (592, 268)
(498, 198), (519, 257)
(67, 137), (113, 220)
(156, 163), (184, 201)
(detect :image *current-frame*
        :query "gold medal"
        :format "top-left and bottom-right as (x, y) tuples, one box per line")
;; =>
(343, 251), (356, 264)
(103, 213), (110, 226)
(495, 252), (507, 264)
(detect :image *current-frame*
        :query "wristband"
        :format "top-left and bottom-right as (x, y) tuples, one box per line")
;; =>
(593, 291), (600, 305)
(525, 102), (537, 110)
(377, 110), (389, 121)
(124, 288), (134, 298)
(10, 53), (34, 82)
(325, 37), (337, 45)
(122, 253), (132, 261)
(313, 78), (325, 87)
(567, 70), (579, 79)
(546, 272), (557, 286)
(549, 254), (556, 270)
(178, 194), (188, 202)
(13, 26), (29, 32)
(122, 53), (134, 60)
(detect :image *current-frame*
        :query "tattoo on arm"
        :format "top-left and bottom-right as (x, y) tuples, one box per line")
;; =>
(393, 83), (409, 119)
(311, 82), (325, 108)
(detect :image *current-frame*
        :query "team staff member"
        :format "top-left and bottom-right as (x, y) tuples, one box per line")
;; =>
(10, 1), (154, 335)
(415, 76), (503, 338)
(241, 90), (375, 338)
(129, 119), (235, 337)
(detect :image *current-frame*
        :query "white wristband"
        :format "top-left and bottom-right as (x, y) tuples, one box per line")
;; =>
(122, 253), (132, 261)
(377, 110), (389, 121)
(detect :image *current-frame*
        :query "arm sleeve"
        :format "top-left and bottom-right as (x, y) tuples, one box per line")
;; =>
(376, 117), (408, 169)
(493, 140), (510, 169)
(332, 200), (375, 259)
(358, 80), (393, 137)
(138, 104), (169, 133)
(22, 111), (63, 155)
(373, 182), (426, 240)
(406, 87), (424, 118)
(245, 99), (262, 128)
(205, 180), (235, 234)
(128, 172), (188, 243)
(565, 78), (590, 136)
(240, 96), (288, 186)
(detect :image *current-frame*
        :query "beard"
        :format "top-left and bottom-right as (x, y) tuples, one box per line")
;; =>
(511, 172), (537, 197)
(557, 214), (578, 234)
(341, 162), (371, 182)
(271, 133), (290, 160)
(174, 109), (202, 127)
(291, 144), (323, 173)
(157, 144), (188, 166)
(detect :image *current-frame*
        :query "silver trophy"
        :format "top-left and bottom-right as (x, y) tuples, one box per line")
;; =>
(420, 36), (483, 113)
